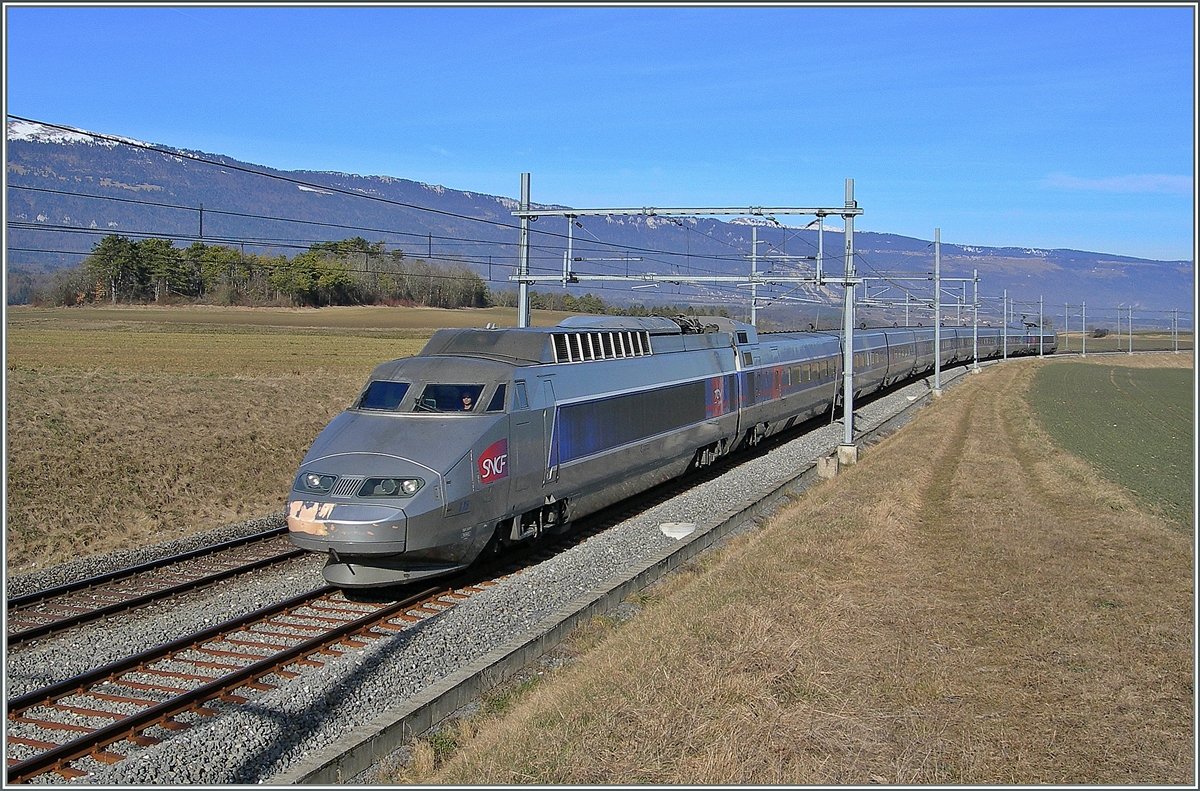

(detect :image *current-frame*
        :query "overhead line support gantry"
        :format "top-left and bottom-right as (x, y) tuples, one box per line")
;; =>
(510, 174), (865, 457)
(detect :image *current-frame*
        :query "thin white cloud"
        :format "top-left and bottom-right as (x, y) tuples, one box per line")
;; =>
(1043, 172), (1193, 194)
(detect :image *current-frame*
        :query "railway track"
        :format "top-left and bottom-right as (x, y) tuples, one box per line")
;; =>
(4, 577), (501, 782)
(6, 527), (305, 647)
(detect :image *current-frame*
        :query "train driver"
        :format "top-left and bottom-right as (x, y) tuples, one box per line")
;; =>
(461, 392), (474, 411)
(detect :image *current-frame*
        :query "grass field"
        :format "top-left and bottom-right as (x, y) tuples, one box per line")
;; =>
(1055, 330), (1193, 355)
(388, 356), (1193, 785)
(6, 304), (579, 331)
(4, 304), (577, 573)
(4, 304), (577, 376)
(1029, 357), (1193, 528)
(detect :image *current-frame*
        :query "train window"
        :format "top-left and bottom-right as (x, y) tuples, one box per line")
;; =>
(359, 380), (410, 411)
(737, 331), (749, 344)
(742, 351), (753, 366)
(556, 380), (707, 464)
(513, 381), (529, 410)
(413, 384), (485, 413)
(486, 384), (507, 412)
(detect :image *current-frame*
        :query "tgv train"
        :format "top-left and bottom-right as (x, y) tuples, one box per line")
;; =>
(287, 316), (1056, 586)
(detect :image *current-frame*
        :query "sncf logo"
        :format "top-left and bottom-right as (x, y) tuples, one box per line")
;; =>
(478, 438), (509, 484)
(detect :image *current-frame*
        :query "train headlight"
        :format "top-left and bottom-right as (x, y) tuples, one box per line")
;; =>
(298, 472), (336, 493)
(358, 477), (424, 497)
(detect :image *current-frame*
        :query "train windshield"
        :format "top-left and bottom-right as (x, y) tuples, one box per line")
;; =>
(413, 384), (486, 413)
(359, 380), (410, 410)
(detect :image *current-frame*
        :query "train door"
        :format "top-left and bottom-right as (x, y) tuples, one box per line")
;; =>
(542, 378), (558, 485)
(510, 379), (542, 495)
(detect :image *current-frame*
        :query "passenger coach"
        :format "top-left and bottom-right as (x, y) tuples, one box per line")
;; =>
(287, 315), (1055, 586)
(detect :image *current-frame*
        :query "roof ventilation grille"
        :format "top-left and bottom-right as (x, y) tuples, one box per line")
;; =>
(550, 330), (652, 364)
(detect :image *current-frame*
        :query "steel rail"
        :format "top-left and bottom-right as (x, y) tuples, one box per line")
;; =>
(6, 582), (449, 783)
(7, 526), (288, 610)
(6, 544), (307, 647)
(7, 586), (335, 716)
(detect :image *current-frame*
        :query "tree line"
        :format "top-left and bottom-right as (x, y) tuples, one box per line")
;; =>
(31, 235), (489, 309)
(23, 233), (734, 321)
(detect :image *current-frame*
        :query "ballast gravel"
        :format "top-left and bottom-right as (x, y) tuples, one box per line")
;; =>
(5, 514), (289, 600)
(5, 366), (974, 785)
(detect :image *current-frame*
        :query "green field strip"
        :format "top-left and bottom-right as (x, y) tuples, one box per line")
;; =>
(1029, 362), (1194, 528)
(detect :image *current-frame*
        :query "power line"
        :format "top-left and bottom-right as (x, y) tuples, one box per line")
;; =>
(10, 166), (751, 273)
(11, 115), (849, 285)
(10, 221), (740, 306)
(9, 244), (749, 313)
(8, 114), (525, 234)
(6, 244), (507, 284)
(7, 184), (514, 250)
(9, 115), (761, 268)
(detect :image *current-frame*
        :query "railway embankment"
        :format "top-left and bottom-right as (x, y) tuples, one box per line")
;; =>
(370, 354), (1193, 785)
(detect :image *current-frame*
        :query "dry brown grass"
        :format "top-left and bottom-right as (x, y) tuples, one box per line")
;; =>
(412, 357), (1193, 785)
(4, 303), (581, 377)
(5, 327), (427, 377)
(5, 303), (578, 332)
(1057, 331), (1193, 355)
(1062, 350), (1194, 369)
(4, 367), (363, 570)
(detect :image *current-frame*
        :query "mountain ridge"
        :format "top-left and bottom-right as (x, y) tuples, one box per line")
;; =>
(6, 120), (1192, 323)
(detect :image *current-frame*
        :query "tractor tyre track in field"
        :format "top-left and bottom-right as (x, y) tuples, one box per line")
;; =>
(1111, 368), (1192, 428)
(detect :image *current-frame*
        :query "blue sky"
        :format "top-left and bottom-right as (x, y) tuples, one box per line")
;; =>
(4, 4), (1195, 260)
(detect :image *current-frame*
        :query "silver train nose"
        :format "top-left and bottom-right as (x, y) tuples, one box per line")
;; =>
(287, 501), (408, 554)
(319, 555), (469, 587)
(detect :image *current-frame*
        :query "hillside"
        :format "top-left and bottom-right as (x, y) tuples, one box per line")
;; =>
(6, 119), (1193, 324)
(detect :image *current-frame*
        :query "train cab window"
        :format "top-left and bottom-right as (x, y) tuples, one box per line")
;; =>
(486, 384), (507, 412)
(359, 380), (410, 411)
(737, 331), (749, 344)
(742, 351), (754, 366)
(513, 380), (529, 410)
(413, 384), (485, 412)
